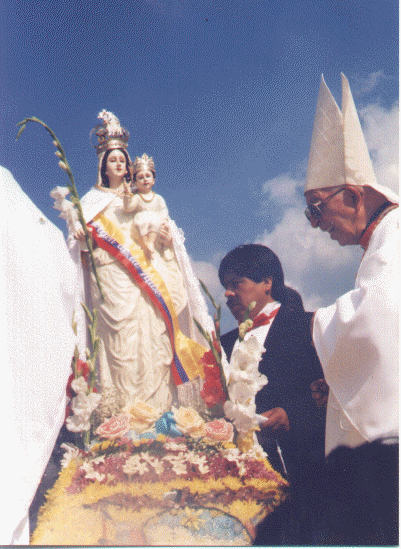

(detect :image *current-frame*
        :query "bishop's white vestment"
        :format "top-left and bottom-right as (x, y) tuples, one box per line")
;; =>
(312, 208), (399, 456)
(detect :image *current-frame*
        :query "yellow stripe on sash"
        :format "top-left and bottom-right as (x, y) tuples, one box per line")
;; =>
(95, 213), (206, 381)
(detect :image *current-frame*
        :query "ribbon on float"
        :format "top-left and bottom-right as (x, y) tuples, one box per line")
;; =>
(88, 214), (206, 385)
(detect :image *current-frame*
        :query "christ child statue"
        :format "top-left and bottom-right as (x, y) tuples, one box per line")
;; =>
(123, 153), (173, 259)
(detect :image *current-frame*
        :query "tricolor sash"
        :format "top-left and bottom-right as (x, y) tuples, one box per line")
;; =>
(88, 214), (206, 385)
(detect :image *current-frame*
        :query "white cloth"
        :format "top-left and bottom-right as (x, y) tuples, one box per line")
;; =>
(313, 208), (399, 455)
(0, 167), (77, 544)
(68, 186), (214, 411)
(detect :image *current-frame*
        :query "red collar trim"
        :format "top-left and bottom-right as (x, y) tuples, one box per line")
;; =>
(247, 306), (280, 332)
(359, 203), (398, 250)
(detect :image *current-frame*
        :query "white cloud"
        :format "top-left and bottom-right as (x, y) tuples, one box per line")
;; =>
(190, 260), (224, 305)
(357, 71), (387, 94)
(360, 101), (399, 194)
(262, 173), (302, 206)
(191, 259), (237, 332)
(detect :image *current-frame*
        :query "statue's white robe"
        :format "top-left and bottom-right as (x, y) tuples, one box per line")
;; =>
(68, 187), (214, 411)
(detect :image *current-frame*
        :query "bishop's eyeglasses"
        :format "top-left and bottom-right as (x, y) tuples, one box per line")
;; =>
(304, 187), (345, 223)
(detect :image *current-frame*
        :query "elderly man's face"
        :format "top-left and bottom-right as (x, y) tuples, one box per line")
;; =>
(222, 272), (272, 323)
(304, 187), (360, 246)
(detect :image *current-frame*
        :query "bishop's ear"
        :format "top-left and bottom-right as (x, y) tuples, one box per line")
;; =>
(344, 185), (363, 210)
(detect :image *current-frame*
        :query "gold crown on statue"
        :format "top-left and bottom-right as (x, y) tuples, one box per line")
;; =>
(131, 153), (156, 175)
(91, 110), (130, 155)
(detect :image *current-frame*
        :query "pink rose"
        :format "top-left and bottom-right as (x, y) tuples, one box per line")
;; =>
(95, 413), (131, 439)
(204, 418), (234, 442)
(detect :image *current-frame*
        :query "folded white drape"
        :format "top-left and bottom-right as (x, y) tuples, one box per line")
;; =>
(0, 167), (77, 545)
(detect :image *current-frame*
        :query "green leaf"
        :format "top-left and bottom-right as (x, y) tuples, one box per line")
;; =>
(199, 279), (219, 310)
(193, 316), (208, 339)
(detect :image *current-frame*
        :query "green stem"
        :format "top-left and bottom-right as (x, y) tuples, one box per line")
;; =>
(83, 428), (91, 448)
(16, 117), (104, 301)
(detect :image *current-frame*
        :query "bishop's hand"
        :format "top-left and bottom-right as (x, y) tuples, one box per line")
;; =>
(311, 378), (329, 407)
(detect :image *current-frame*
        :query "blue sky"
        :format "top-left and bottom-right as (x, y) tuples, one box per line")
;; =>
(1, 0), (398, 331)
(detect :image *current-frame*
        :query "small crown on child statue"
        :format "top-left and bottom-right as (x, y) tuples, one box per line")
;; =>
(91, 110), (130, 155)
(132, 153), (156, 175)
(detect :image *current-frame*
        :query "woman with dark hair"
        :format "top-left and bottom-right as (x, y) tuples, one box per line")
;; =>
(70, 111), (212, 415)
(219, 244), (325, 545)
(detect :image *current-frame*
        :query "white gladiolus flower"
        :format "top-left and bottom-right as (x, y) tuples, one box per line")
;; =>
(71, 376), (89, 395)
(87, 391), (102, 411)
(224, 332), (267, 436)
(223, 400), (257, 435)
(228, 380), (257, 405)
(50, 186), (70, 201)
(71, 391), (101, 421)
(50, 186), (79, 230)
(238, 318), (253, 340)
(66, 413), (91, 433)
(231, 335), (265, 372)
(229, 373), (267, 396)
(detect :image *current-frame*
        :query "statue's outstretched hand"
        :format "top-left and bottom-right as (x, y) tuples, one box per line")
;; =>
(123, 182), (133, 195)
(74, 226), (92, 242)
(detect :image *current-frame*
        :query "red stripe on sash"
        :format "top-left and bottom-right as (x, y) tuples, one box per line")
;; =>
(88, 222), (188, 385)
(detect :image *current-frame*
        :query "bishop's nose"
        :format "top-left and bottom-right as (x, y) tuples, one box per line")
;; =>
(309, 216), (320, 229)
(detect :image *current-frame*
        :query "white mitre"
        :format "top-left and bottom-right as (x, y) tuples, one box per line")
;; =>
(305, 73), (399, 204)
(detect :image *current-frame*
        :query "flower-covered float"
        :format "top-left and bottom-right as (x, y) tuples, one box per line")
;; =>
(32, 407), (287, 545)
(31, 293), (288, 546)
(20, 119), (288, 546)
